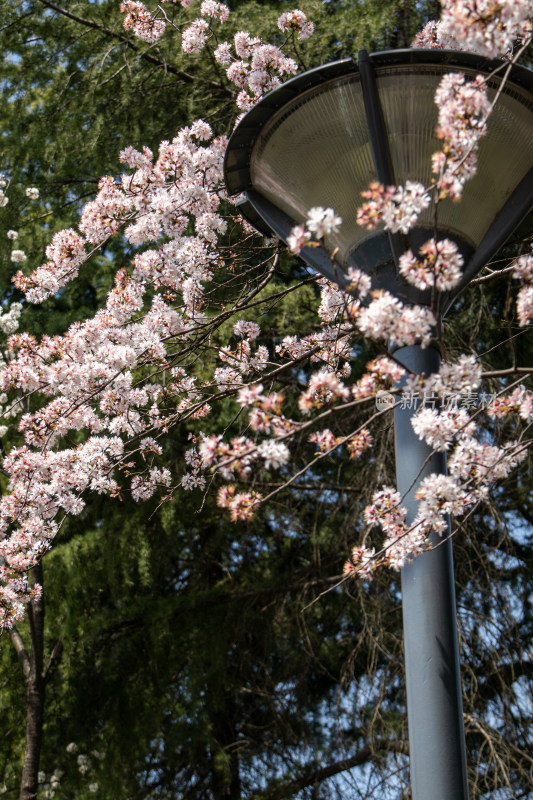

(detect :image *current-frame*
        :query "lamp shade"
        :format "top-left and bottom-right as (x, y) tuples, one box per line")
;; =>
(224, 49), (533, 305)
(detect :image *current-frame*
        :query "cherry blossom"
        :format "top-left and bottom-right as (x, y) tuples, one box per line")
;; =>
(223, 32), (298, 109)
(355, 291), (436, 348)
(288, 207), (342, 254)
(412, 21), (450, 49)
(131, 467), (172, 501)
(217, 486), (262, 521)
(488, 385), (533, 422)
(343, 546), (376, 580)
(356, 181), (430, 234)
(0, 304), (21, 337)
(399, 238), (464, 291)
(298, 369), (350, 415)
(411, 407), (475, 451)
(346, 428), (374, 459)
(182, 19), (210, 53)
(439, 0), (532, 59)
(512, 253), (533, 325)
(120, 1), (166, 43)
(0, 0), (531, 625)
(200, 1), (229, 22)
(306, 207), (342, 238)
(414, 1), (532, 57)
(308, 428), (339, 453)
(233, 320), (261, 340)
(257, 440), (290, 470)
(433, 73), (491, 201)
(277, 10), (314, 40)
(233, 31), (261, 59)
(286, 224), (310, 255)
(214, 42), (232, 65)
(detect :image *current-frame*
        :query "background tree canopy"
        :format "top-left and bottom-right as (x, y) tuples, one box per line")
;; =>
(0, 2), (531, 799)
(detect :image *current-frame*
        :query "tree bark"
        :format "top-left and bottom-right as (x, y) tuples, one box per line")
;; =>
(18, 564), (45, 800)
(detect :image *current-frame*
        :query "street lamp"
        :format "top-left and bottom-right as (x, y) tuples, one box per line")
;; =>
(224, 48), (533, 800)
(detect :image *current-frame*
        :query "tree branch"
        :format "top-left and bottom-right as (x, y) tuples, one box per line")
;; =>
(36, 0), (229, 93)
(9, 626), (31, 680)
(257, 738), (409, 800)
(43, 640), (63, 685)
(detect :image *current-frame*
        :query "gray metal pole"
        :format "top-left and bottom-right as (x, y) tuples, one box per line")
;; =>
(393, 343), (469, 800)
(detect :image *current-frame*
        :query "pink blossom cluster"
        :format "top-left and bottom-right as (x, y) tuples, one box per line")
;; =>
(511, 253), (533, 326)
(412, 20), (461, 49)
(356, 181), (430, 234)
(277, 10), (314, 40)
(399, 238), (464, 292)
(0, 572), (41, 629)
(288, 206), (342, 253)
(308, 428), (339, 453)
(216, 324), (269, 389)
(308, 426), (373, 458)
(349, 474), (462, 576)
(0, 436), (124, 624)
(182, 19), (210, 53)
(356, 291), (436, 349)
(411, 407), (475, 451)
(413, 0), (532, 56)
(433, 73), (491, 201)
(16, 117), (226, 310)
(347, 359), (529, 579)
(404, 355), (482, 454)
(276, 325), (352, 372)
(488, 385), (533, 422)
(120, 1), (166, 43)
(181, 440), (207, 491)
(298, 369), (350, 415)
(14, 229), (88, 303)
(0, 122), (231, 622)
(214, 22), (302, 111)
(199, 430), (289, 479)
(449, 437), (528, 487)
(351, 357), (405, 401)
(343, 545), (376, 580)
(317, 280), (353, 323)
(214, 320), (269, 388)
(415, 474), (469, 533)
(216, 485), (263, 521)
(424, 354), (482, 396)
(131, 467), (172, 501)
(236, 385), (294, 437)
(200, 0), (229, 21)
(439, 0), (532, 59)
(361, 487), (428, 571)
(346, 428), (374, 458)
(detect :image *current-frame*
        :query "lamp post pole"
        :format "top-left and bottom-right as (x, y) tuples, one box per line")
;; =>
(394, 342), (468, 800)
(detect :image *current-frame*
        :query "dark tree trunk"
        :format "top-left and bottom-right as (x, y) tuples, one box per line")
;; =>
(18, 564), (45, 800)
(209, 707), (241, 800)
